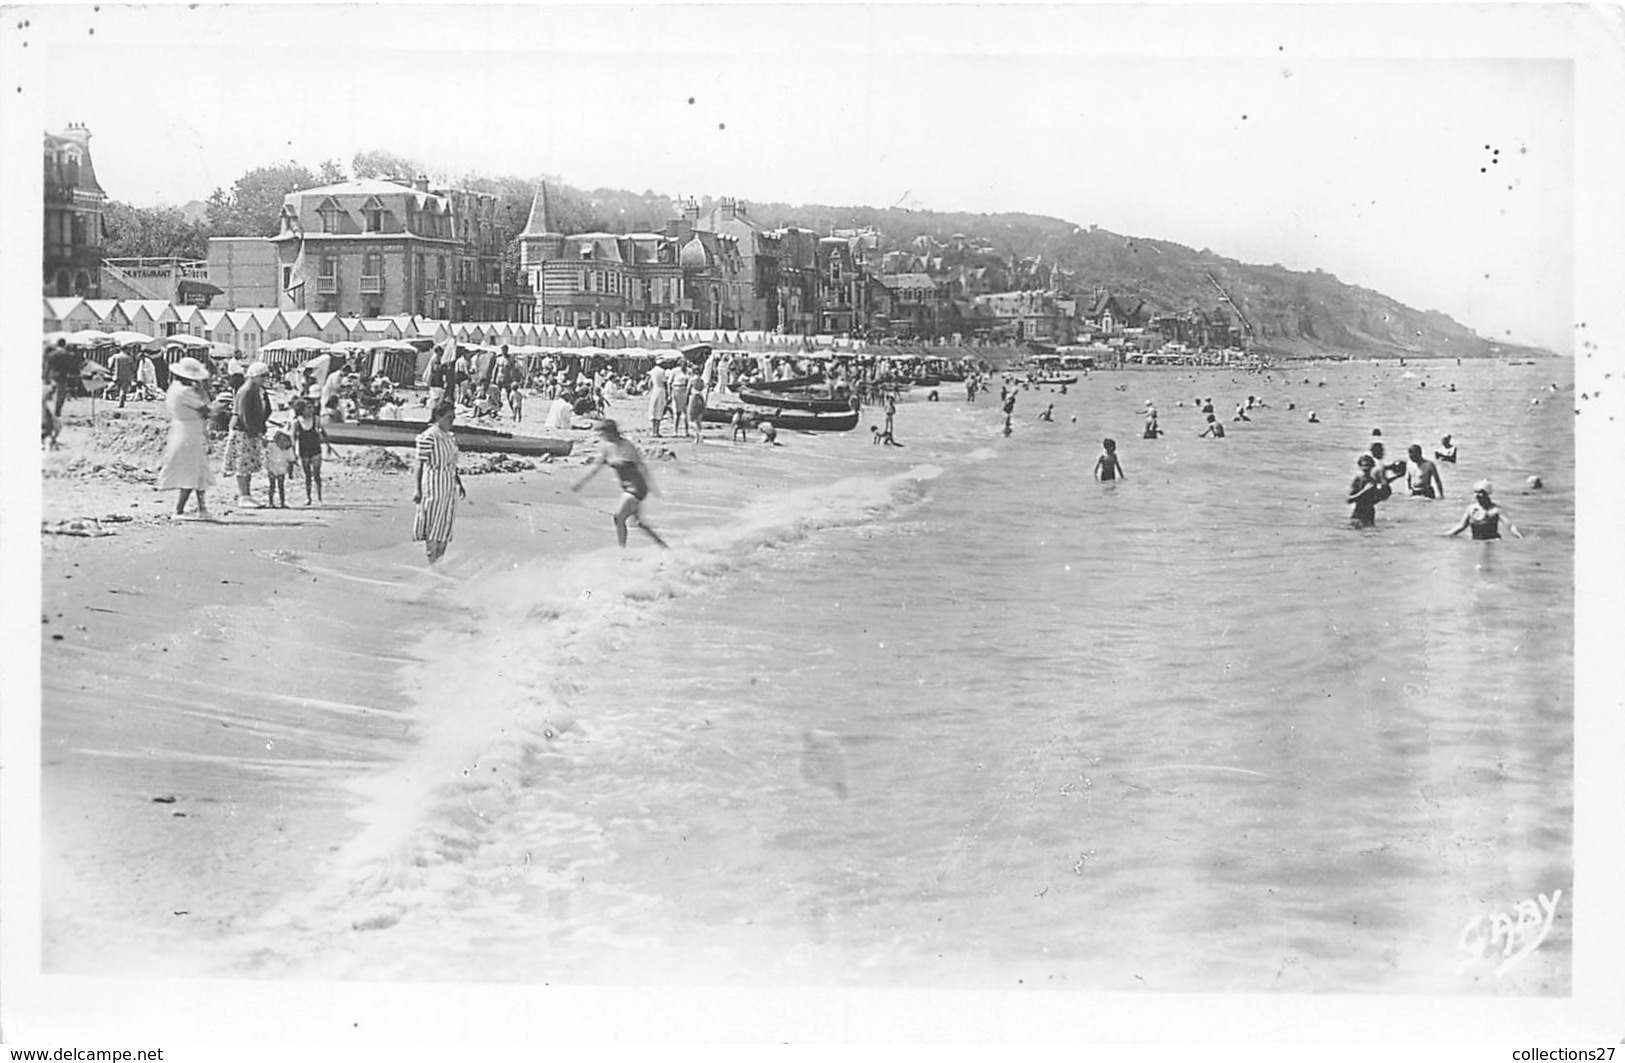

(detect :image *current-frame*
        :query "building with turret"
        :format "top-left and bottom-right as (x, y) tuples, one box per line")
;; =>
(518, 186), (743, 330)
(43, 124), (107, 298)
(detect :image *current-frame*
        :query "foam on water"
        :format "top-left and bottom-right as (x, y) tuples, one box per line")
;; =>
(224, 361), (1576, 991)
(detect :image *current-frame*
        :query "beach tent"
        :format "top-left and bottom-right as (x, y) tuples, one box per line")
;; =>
(149, 333), (209, 351)
(370, 344), (418, 385)
(67, 329), (115, 348)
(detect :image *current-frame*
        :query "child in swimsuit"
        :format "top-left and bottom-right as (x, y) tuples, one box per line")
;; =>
(1094, 438), (1124, 481)
(571, 419), (668, 548)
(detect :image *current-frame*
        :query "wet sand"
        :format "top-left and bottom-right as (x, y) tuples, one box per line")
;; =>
(33, 392), (797, 975)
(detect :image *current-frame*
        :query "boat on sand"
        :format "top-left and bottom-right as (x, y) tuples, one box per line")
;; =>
(321, 418), (573, 457)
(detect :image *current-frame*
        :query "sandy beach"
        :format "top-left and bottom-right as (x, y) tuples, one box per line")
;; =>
(36, 390), (813, 975)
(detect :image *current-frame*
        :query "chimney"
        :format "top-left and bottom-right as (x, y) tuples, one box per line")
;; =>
(414, 174), (430, 192)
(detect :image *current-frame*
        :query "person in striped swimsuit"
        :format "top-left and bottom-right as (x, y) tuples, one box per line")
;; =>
(412, 400), (466, 563)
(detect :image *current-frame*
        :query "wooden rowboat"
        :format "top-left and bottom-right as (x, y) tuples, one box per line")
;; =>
(736, 388), (854, 414)
(702, 405), (860, 433)
(747, 373), (826, 392)
(322, 419), (573, 457)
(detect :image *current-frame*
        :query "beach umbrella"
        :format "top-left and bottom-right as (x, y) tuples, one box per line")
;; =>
(206, 341), (238, 360)
(109, 329), (154, 347)
(67, 329), (114, 347)
(150, 333), (209, 350)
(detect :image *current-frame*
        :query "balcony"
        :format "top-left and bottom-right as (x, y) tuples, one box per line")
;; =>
(316, 276), (338, 295)
(360, 275), (383, 294)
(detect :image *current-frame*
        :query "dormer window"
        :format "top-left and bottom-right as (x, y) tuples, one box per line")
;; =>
(317, 197), (343, 234)
(361, 196), (386, 233)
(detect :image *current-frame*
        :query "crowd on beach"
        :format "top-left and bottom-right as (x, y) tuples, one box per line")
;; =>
(45, 329), (1540, 567)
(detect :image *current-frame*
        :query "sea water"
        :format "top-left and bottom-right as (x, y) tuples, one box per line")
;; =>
(233, 358), (1574, 994)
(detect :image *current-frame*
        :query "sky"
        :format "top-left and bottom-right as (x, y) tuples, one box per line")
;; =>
(9, 4), (1613, 353)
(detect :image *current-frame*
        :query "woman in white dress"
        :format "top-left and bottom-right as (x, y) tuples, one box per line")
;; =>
(155, 357), (219, 519)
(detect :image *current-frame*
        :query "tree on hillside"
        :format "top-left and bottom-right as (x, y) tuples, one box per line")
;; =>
(205, 161), (317, 238)
(102, 200), (210, 260)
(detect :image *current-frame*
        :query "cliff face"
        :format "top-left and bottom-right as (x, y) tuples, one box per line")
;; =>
(1115, 233), (1514, 359)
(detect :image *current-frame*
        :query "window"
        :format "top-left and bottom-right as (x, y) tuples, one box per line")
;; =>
(281, 266), (293, 291)
(366, 209), (383, 232)
(321, 209), (342, 234)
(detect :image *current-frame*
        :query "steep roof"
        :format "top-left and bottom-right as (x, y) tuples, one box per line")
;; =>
(44, 130), (104, 195)
(519, 183), (557, 238)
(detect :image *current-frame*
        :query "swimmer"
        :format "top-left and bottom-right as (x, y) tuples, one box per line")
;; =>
(1435, 434), (1457, 463)
(1038, 404), (1054, 422)
(571, 418), (668, 548)
(1445, 481), (1522, 540)
(1369, 441), (1406, 484)
(1526, 475), (1544, 490)
(1405, 443), (1445, 499)
(1094, 438), (1125, 482)
(1307, 411), (1320, 423)
(1199, 413), (1225, 438)
(1347, 454), (1385, 527)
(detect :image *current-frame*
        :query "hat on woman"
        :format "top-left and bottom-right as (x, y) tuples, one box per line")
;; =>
(1473, 479), (1493, 495)
(247, 361), (270, 378)
(170, 356), (210, 381)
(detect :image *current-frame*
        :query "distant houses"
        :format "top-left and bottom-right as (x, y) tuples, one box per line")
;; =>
(46, 125), (1244, 348)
